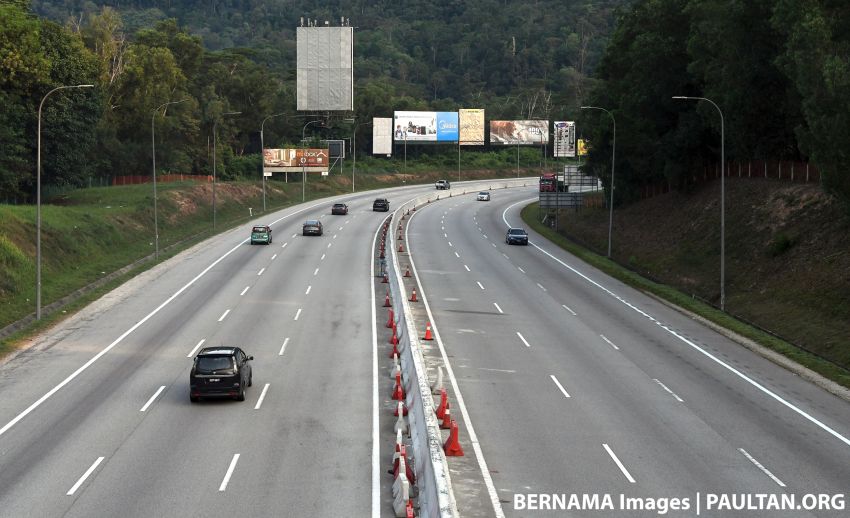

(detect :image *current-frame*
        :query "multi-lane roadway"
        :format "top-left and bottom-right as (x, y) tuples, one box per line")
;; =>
(0, 182), (848, 518)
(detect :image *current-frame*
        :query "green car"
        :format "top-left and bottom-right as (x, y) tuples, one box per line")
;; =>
(250, 225), (272, 245)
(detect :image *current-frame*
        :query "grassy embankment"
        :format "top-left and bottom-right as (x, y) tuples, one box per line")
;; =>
(0, 157), (548, 356)
(521, 179), (850, 388)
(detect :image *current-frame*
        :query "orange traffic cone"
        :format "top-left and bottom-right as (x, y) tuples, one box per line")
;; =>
(444, 419), (464, 456)
(386, 308), (394, 328)
(392, 372), (405, 401)
(389, 339), (399, 358)
(409, 288), (418, 302)
(423, 322), (434, 340)
(436, 388), (447, 419)
(398, 243), (405, 253)
(404, 266), (411, 278)
(389, 325), (399, 345)
(441, 403), (452, 429)
(382, 272), (388, 283)
(398, 233), (403, 240)
(384, 290), (391, 307)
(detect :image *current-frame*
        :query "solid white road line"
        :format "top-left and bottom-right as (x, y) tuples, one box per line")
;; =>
(240, 286), (250, 296)
(294, 308), (302, 321)
(600, 334), (620, 350)
(550, 375), (571, 398)
(279, 338), (289, 356)
(313, 268), (319, 276)
(477, 281), (485, 290)
(271, 254), (277, 260)
(454, 252), (460, 258)
(494, 303), (504, 314)
(219, 454), (240, 491)
(257, 268), (265, 276)
(464, 265), (470, 272)
(653, 379), (684, 402)
(739, 448), (786, 487)
(0, 199), (327, 439)
(218, 309), (230, 322)
(562, 304), (577, 315)
(502, 197), (850, 449)
(537, 282), (547, 292)
(67, 457), (105, 495)
(603, 444), (636, 483)
(187, 339), (206, 358)
(254, 383), (270, 410)
(516, 332), (531, 348)
(369, 212), (383, 517)
(305, 285), (312, 295)
(140, 385), (166, 412)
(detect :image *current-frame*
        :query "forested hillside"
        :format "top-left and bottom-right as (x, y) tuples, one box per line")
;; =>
(1, 0), (624, 200)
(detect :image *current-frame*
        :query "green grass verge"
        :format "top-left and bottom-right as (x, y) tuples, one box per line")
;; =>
(520, 202), (850, 389)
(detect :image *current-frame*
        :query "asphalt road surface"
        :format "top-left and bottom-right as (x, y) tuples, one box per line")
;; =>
(0, 184), (448, 518)
(404, 187), (850, 517)
(2, 182), (849, 518)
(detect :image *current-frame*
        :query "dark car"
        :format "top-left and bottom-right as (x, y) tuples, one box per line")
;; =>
(302, 219), (323, 236)
(505, 227), (529, 245)
(373, 198), (390, 212)
(250, 225), (272, 245)
(190, 347), (253, 402)
(331, 203), (349, 215)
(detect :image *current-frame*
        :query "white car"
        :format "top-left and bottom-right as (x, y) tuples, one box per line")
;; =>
(477, 191), (490, 201)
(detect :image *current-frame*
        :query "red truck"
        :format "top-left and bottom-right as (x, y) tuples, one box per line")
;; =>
(539, 173), (557, 192)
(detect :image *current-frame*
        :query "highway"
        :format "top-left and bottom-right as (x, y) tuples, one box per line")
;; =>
(1, 181), (849, 518)
(404, 186), (850, 517)
(0, 184), (446, 517)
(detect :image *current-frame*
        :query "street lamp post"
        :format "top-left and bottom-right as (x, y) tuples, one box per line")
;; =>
(301, 119), (324, 202)
(673, 95), (725, 310)
(344, 118), (372, 193)
(260, 112), (287, 213)
(212, 111), (241, 229)
(580, 106), (616, 258)
(152, 99), (188, 260)
(36, 83), (94, 320)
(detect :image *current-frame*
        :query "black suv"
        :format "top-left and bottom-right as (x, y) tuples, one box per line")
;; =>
(190, 347), (253, 402)
(373, 198), (390, 211)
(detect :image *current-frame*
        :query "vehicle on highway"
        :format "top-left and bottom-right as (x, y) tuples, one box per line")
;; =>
(189, 347), (253, 402)
(331, 203), (349, 215)
(477, 191), (491, 201)
(373, 198), (390, 211)
(302, 219), (324, 236)
(505, 227), (529, 245)
(435, 179), (450, 190)
(250, 225), (272, 245)
(539, 173), (557, 192)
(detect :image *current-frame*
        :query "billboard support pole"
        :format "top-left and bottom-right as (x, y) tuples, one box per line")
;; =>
(458, 141), (461, 182)
(516, 141), (520, 178)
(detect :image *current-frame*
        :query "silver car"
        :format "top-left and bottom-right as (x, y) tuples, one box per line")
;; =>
(477, 191), (491, 201)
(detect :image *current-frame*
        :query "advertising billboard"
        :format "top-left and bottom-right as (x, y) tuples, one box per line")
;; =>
(263, 148), (330, 173)
(553, 121), (576, 157)
(296, 27), (354, 111)
(577, 139), (589, 156)
(393, 111), (459, 142)
(373, 117), (393, 155)
(489, 120), (549, 145)
(459, 109), (485, 146)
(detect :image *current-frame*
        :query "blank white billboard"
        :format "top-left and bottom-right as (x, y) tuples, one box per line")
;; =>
(297, 26), (353, 111)
(373, 117), (392, 155)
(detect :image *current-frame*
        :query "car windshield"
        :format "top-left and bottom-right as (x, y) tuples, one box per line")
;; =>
(305, 220), (319, 225)
(509, 229), (526, 235)
(479, 192), (488, 195)
(195, 356), (235, 375)
(333, 204), (345, 208)
(252, 226), (267, 233)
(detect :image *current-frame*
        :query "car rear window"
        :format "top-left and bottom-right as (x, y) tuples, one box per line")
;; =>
(252, 226), (267, 232)
(333, 204), (345, 208)
(195, 356), (235, 375)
